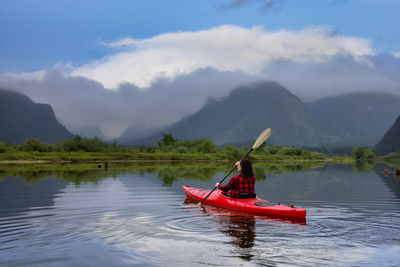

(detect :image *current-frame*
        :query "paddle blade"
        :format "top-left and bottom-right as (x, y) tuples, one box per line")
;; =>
(252, 128), (271, 149)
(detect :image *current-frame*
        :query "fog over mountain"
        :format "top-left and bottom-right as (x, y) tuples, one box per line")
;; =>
(0, 26), (399, 139)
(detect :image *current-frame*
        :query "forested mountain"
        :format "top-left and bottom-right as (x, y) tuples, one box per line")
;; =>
(0, 89), (73, 144)
(375, 115), (400, 155)
(306, 93), (400, 147)
(131, 82), (333, 147)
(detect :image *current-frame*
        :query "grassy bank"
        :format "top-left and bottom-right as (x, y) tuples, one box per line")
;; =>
(0, 150), (350, 164)
(1, 136), (399, 166)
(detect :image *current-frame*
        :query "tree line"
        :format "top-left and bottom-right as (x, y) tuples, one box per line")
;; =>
(0, 133), (398, 160)
(0, 133), (324, 158)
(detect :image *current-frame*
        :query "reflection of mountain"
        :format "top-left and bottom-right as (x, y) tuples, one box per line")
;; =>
(0, 177), (67, 217)
(255, 164), (396, 204)
(375, 164), (400, 200)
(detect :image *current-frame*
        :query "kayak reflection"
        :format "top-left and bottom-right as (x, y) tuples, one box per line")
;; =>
(208, 207), (256, 248)
(183, 198), (306, 260)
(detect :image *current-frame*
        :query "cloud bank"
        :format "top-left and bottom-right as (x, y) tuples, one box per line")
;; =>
(71, 25), (373, 89)
(1, 25), (399, 139)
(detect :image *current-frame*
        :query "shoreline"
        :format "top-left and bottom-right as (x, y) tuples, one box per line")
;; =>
(0, 156), (351, 165)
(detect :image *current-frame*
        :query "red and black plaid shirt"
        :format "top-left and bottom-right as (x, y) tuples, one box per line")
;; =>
(218, 173), (256, 198)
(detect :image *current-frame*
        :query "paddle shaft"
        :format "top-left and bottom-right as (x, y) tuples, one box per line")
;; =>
(199, 148), (253, 205)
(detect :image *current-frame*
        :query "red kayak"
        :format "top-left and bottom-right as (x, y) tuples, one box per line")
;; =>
(182, 186), (306, 219)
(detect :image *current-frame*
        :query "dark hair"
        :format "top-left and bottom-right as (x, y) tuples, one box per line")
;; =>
(240, 159), (254, 178)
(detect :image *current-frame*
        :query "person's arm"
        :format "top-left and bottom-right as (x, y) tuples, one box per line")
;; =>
(215, 175), (238, 192)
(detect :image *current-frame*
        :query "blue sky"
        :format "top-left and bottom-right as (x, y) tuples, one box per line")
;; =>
(1, 0), (399, 73)
(0, 0), (399, 138)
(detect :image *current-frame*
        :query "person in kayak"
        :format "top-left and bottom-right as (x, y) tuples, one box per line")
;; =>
(215, 159), (256, 199)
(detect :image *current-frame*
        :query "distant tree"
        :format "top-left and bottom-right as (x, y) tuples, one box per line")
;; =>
(352, 147), (377, 161)
(158, 133), (177, 147)
(265, 145), (281, 155)
(221, 144), (241, 158)
(194, 139), (217, 153)
(0, 142), (6, 153)
(21, 138), (49, 152)
(254, 142), (266, 154)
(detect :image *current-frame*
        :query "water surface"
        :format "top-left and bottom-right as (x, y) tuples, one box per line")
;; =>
(0, 163), (399, 266)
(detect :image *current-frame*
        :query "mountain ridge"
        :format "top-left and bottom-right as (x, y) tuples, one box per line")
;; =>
(0, 89), (73, 144)
(375, 115), (400, 155)
(306, 92), (400, 147)
(127, 81), (333, 147)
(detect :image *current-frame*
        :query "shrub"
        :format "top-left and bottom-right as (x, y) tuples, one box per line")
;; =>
(193, 139), (217, 153)
(20, 138), (49, 152)
(265, 146), (281, 155)
(352, 147), (377, 160)
(0, 142), (6, 153)
(158, 133), (177, 148)
(221, 144), (242, 158)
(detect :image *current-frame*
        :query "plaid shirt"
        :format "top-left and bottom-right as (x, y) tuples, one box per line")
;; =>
(218, 173), (256, 198)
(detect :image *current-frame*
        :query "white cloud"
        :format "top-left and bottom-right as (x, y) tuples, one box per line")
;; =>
(394, 52), (400, 59)
(71, 25), (373, 89)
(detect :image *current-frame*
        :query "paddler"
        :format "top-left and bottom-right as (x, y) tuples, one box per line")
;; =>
(215, 159), (256, 199)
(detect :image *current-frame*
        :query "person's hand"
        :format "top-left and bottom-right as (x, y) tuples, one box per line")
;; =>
(215, 182), (220, 187)
(235, 161), (241, 168)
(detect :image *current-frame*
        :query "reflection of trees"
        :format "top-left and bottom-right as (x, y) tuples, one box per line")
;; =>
(0, 161), (327, 186)
(0, 168), (106, 186)
(352, 160), (377, 172)
(157, 167), (218, 186)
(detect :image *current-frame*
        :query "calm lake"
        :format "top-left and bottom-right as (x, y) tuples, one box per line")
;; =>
(1, 162), (400, 266)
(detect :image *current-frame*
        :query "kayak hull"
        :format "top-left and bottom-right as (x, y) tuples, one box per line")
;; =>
(182, 186), (306, 219)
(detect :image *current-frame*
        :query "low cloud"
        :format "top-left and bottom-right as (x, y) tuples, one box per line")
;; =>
(0, 68), (255, 138)
(1, 25), (399, 139)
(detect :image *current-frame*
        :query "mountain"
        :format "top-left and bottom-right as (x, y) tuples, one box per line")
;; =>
(0, 89), (73, 144)
(375, 115), (400, 155)
(131, 81), (332, 147)
(306, 93), (400, 147)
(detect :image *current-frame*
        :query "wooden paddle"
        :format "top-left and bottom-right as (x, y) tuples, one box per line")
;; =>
(199, 128), (271, 205)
